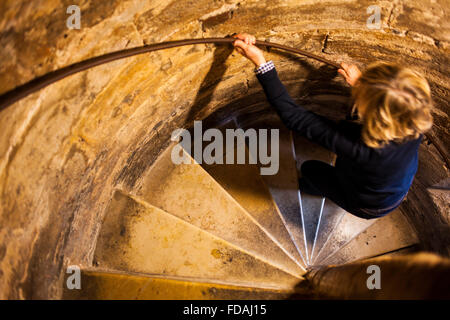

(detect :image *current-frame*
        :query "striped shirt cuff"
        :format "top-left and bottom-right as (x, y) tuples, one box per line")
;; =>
(254, 60), (274, 75)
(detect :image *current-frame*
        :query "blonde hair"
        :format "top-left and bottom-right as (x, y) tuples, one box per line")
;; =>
(352, 62), (433, 148)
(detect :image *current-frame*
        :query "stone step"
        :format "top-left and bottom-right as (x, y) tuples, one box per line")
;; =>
(426, 178), (449, 226)
(63, 269), (301, 300)
(320, 209), (419, 265)
(134, 143), (305, 277)
(292, 133), (336, 265)
(197, 118), (305, 268)
(312, 210), (378, 265)
(235, 113), (308, 266)
(202, 147), (306, 269)
(94, 191), (301, 289)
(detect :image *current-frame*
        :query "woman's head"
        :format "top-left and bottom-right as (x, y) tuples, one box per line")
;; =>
(352, 62), (433, 148)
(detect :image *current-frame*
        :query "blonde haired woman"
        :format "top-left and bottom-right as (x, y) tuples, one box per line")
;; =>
(232, 33), (433, 219)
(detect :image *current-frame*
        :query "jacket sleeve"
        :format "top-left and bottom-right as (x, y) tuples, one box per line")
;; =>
(256, 66), (369, 161)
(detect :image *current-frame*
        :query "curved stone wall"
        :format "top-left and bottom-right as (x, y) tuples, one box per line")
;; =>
(0, 0), (448, 299)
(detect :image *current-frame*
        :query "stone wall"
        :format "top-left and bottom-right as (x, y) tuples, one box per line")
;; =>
(0, 0), (448, 299)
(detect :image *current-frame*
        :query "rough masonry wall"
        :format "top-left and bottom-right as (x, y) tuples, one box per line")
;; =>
(0, 0), (448, 299)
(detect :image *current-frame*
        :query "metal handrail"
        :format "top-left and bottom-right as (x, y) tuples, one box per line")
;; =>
(0, 37), (339, 112)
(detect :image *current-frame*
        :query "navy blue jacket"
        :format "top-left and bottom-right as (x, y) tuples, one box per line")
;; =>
(256, 66), (421, 209)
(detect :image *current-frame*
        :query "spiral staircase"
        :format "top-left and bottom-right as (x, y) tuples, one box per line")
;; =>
(63, 107), (418, 300)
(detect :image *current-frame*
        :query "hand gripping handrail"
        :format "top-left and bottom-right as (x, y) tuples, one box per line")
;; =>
(0, 37), (339, 112)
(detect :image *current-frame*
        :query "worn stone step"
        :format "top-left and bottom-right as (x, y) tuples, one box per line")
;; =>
(320, 209), (419, 265)
(63, 269), (303, 300)
(312, 210), (378, 265)
(235, 112), (308, 266)
(185, 118), (238, 164)
(292, 133), (336, 265)
(94, 191), (301, 289)
(134, 143), (305, 277)
(202, 147), (306, 269)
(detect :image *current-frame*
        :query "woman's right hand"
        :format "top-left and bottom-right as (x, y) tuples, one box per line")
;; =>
(232, 33), (267, 67)
(338, 63), (362, 86)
